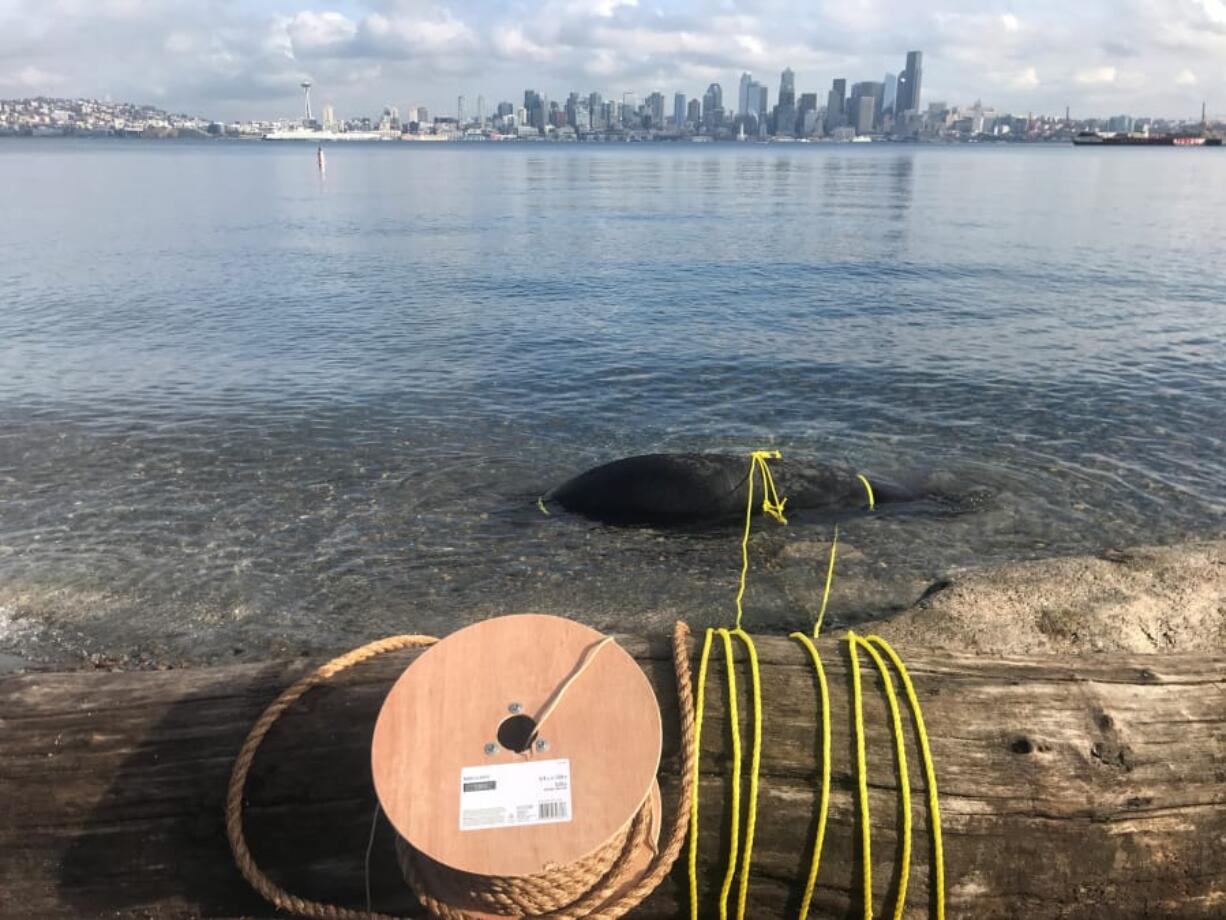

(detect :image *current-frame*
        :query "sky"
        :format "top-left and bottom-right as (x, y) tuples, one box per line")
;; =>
(0, 0), (1222, 121)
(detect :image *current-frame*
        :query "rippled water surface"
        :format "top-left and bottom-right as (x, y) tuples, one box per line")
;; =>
(1, 139), (1224, 668)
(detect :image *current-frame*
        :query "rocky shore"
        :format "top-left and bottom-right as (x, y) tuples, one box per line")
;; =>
(2, 540), (1222, 676)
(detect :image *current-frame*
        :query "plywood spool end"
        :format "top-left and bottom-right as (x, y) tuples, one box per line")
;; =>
(370, 614), (663, 884)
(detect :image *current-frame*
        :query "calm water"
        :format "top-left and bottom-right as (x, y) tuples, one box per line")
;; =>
(1, 138), (1224, 668)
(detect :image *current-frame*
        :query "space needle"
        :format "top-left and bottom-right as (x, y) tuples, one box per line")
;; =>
(300, 80), (313, 125)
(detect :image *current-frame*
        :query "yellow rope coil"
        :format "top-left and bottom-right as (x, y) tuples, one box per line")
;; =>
(788, 632), (832, 920)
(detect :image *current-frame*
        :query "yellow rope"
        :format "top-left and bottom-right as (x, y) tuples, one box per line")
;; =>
(788, 632), (831, 920)
(812, 525), (839, 638)
(734, 450), (788, 629)
(847, 631), (913, 920)
(867, 634), (946, 920)
(857, 474), (876, 510)
(714, 628), (742, 920)
(687, 628), (715, 920)
(690, 449), (944, 920)
(730, 628), (762, 920)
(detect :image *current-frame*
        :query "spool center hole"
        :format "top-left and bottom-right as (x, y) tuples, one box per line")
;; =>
(497, 714), (538, 753)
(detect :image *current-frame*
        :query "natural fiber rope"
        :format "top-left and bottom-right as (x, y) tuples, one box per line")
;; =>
(226, 622), (697, 919)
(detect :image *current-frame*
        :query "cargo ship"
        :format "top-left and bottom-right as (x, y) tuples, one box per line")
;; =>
(1073, 131), (1222, 146)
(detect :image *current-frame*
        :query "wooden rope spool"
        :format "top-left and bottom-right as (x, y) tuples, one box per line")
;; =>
(371, 614), (664, 918)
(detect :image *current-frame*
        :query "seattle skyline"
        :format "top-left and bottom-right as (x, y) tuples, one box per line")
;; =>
(0, 1), (1222, 122)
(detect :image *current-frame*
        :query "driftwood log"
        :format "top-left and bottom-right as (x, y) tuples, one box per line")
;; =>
(3, 632), (1225, 919)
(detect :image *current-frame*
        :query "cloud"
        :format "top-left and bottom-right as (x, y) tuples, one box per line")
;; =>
(287, 12), (359, 53)
(0, 0), (1223, 120)
(0, 64), (66, 89)
(1076, 65), (1117, 84)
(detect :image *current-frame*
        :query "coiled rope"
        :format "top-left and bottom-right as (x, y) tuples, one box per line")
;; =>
(226, 622), (697, 919)
(691, 450), (945, 920)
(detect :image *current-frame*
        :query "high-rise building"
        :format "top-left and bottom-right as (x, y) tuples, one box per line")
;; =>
(646, 92), (665, 128)
(824, 78), (846, 133)
(496, 101), (513, 117)
(775, 68), (796, 136)
(702, 83), (723, 131)
(321, 103), (335, 128)
(673, 93), (686, 129)
(589, 92), (603, 130)
(854, 96), (875, 135)
(524, 90), (544, 130)
(743, 79), (762, 120)
(738, 72), (753, 116)
(457, 95), (465, 124)
(778, 68), (795, 107)
(882, 73), (898, 118)
(849, 81), (884, 133)
(476, 95), (485, 124)
(686, 97), (701, 127)
(896, 51), (923, 114)
(621, 92), (638, 128)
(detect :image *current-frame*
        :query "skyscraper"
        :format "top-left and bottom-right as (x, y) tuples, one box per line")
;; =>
(778, 68), (795, 107)
(824, 78), (847, 133)
(849, 81), (884, 133)
(589, 92), (603, 130)
(702, 83), (723, 131)
(673, 93), (686, 129)
(743, 79), (762, 120)
(646, 92), (665, 129)
(738, 72), (753, 116)
(524, 90), (544, 130)
(882, 73), (898, 118)
(686, 98), (701, 127)
(621, 92), (638, 128)
(775, 68), (796, 136)
(476, 95), (485, 124)
(896, 51), (923, 114)
(457, 95), (465, 124)
(798, 92), (818, 134)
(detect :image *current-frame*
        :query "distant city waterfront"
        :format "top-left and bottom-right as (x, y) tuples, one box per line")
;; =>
(3, 49), (1222, 144)
(0, 140), (1223, 671)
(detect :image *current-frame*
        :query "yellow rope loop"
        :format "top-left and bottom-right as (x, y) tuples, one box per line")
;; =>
(713, 628), (742, 920)
(729, 628), (762, 920)
(735, 450), (789, 630)
(856, 474), (876, 511)
(687, 628), (715, 920)
(865, 635), (946, 920)
(788, 633), (831, 920)
(849, 632), (913, 920)
(751, 450), (789, 523)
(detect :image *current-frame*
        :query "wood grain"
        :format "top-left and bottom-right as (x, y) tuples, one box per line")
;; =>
(2, 633), (1225, 918)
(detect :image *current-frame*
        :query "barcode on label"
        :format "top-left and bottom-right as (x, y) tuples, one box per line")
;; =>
(538, 801), (568, 821)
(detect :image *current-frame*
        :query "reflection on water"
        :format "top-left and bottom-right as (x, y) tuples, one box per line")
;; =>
(0, 140), (1223, 667)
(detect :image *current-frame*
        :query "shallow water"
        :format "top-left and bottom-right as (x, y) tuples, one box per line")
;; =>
(1, 138), (1224, 668)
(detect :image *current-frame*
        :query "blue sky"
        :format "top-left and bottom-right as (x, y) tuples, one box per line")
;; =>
(0, 0), (1221, 120)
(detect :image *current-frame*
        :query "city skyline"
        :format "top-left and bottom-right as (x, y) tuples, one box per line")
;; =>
(0, 0), (1223, 123)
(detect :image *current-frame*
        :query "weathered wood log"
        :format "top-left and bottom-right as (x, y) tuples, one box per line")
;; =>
(3, 633), (1225, 919)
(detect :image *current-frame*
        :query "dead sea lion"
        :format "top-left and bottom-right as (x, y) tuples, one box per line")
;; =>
(540, 453), (918, 526)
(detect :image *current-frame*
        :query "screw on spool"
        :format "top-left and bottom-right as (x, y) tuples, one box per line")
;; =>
(371, 614), (664, 917)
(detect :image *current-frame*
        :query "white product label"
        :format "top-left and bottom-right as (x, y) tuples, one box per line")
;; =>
(459, 758), (573, 831)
